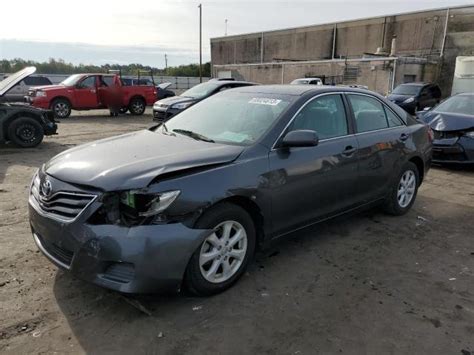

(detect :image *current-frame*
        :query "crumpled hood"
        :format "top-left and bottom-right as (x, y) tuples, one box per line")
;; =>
(424, 112), (474, 132)
(45, 130), (244, 191)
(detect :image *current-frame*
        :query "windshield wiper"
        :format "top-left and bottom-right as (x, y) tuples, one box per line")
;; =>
(172, 129), (215, 143)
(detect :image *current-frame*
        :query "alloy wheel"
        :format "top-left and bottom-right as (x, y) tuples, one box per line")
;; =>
(397, 170), (416, 208)
(199, 220), (248, 284)
(54, 103), (69, 117)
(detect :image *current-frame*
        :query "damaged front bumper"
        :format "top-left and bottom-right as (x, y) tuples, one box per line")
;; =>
(432, 137), (474, 164)
(28, 176), (211, 294)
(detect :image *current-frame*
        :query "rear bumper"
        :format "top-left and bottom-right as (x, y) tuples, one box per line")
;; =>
(432, 137), (474, 164)
(28, 178), (210, 294)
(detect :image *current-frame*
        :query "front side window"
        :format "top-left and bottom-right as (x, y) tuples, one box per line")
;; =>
(161, 92), (294, 146)
(77, 76), (96, 89)
(348, 94), (389, 133)
(289, 94), (348, 140)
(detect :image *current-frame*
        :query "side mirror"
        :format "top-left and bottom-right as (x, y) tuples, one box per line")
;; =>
(282, 130), (319, 148)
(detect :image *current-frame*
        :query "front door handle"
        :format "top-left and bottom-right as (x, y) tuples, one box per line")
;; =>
(342, 145), (357, 157)
(400, 133), (409, 141)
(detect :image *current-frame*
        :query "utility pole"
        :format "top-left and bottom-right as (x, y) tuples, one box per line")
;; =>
(164, 54), (168, 72)
(225, 19), (228, 36)
(198, 3), (202, 83)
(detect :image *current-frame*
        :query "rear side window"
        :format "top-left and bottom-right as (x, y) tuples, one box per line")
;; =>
(289, 94), (348, 140)
(430, 85), (441, 97)
(101, 76), (115, 86)
(23, 76), (52, 86)
(348, 94), (389, 133)
(385, 106), (403, 127)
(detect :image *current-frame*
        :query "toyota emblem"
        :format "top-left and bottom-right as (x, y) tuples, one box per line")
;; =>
(40, 179), (53, 198)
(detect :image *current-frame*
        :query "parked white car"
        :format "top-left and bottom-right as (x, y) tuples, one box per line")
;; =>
(290, 77), (323, 85)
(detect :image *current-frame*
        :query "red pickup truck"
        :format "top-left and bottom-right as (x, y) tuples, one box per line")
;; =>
(26, 73), (157, 118)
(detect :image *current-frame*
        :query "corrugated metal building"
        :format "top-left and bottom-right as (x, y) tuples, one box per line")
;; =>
(210, 5), (474, 96)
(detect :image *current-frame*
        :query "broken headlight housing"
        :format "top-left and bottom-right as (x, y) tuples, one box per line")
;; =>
(93, 190), (180, 226)
(464, 131), (474, 139)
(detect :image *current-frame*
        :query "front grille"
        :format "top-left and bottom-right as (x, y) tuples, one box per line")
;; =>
(153, 110), (173, 121)
(35, 233), (74, 267)
(102, 263), (135, 283)
(31, 175), (96, 222)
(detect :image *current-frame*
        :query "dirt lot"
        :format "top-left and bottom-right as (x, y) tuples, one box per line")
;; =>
(1, 110), (473, 354)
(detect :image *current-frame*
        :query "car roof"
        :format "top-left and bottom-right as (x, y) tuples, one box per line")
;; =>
(293, 77), (321, 80)
(458, 92), (474, 97)
(211, 80), (256, 86)
(399, 82), (433, 87)
(231, 84), (380, 96)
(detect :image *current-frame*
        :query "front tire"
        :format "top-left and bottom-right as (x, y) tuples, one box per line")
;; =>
(7, 117), (44, 148)
(185, 203), (256, 296)
(128, 97), (146, 115)
(383, 162), (419, 215)
(50, 98), (71, 119)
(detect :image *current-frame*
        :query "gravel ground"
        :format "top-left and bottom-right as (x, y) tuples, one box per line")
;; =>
(0, 110), (473, 355)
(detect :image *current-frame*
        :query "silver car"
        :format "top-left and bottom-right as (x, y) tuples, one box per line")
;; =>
(2, 75), (52, 102)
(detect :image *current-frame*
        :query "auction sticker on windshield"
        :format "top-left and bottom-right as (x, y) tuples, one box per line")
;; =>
(249, 98), (282, 106)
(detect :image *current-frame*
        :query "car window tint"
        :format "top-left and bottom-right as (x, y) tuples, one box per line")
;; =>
(289, 94), (348, 140)
(348, 94), (389, 133)
(78, 76), (96, 89)
(385, 106), (403, 127)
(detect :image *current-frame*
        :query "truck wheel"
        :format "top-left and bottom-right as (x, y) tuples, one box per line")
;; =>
(51, 99), (71, 119)
(129, 98), (146, 115)
(8, 117), (44, 148)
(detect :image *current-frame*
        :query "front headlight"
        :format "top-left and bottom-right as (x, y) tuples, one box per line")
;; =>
(403, 97), (415, 104)
(172, 102), (193, 110)
(464, 131), (474, 139)
(36, 91), (47, 97)
(120, 190), (180, 217)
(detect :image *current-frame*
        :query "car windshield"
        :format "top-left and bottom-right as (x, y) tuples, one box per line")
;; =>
(180, 82), (220, 99)
(392, 84), (422, 96)
(158, 92), (294, 146)
(433, 95), (474, 115)
(61, 74), (84, 86)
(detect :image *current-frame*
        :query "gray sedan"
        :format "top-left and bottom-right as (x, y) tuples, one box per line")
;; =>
(29, 85), (432, 296)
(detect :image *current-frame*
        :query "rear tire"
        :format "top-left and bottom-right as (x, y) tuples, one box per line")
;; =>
(7, 117), (44, 148)
(184, 203), (256, 296)
(128, 97), (146, 115)
(50, 98), (71, 119)
(383, 162), (419, 215)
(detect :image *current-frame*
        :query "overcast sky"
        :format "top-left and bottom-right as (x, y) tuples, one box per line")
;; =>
(0, 0), (472, 68)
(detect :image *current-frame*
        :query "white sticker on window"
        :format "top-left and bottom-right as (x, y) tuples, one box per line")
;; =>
(249, 98), (281, 106)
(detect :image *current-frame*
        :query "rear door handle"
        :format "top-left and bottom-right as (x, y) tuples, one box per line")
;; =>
(342, 145), (357, 157)
(400, 133), (409, 141)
